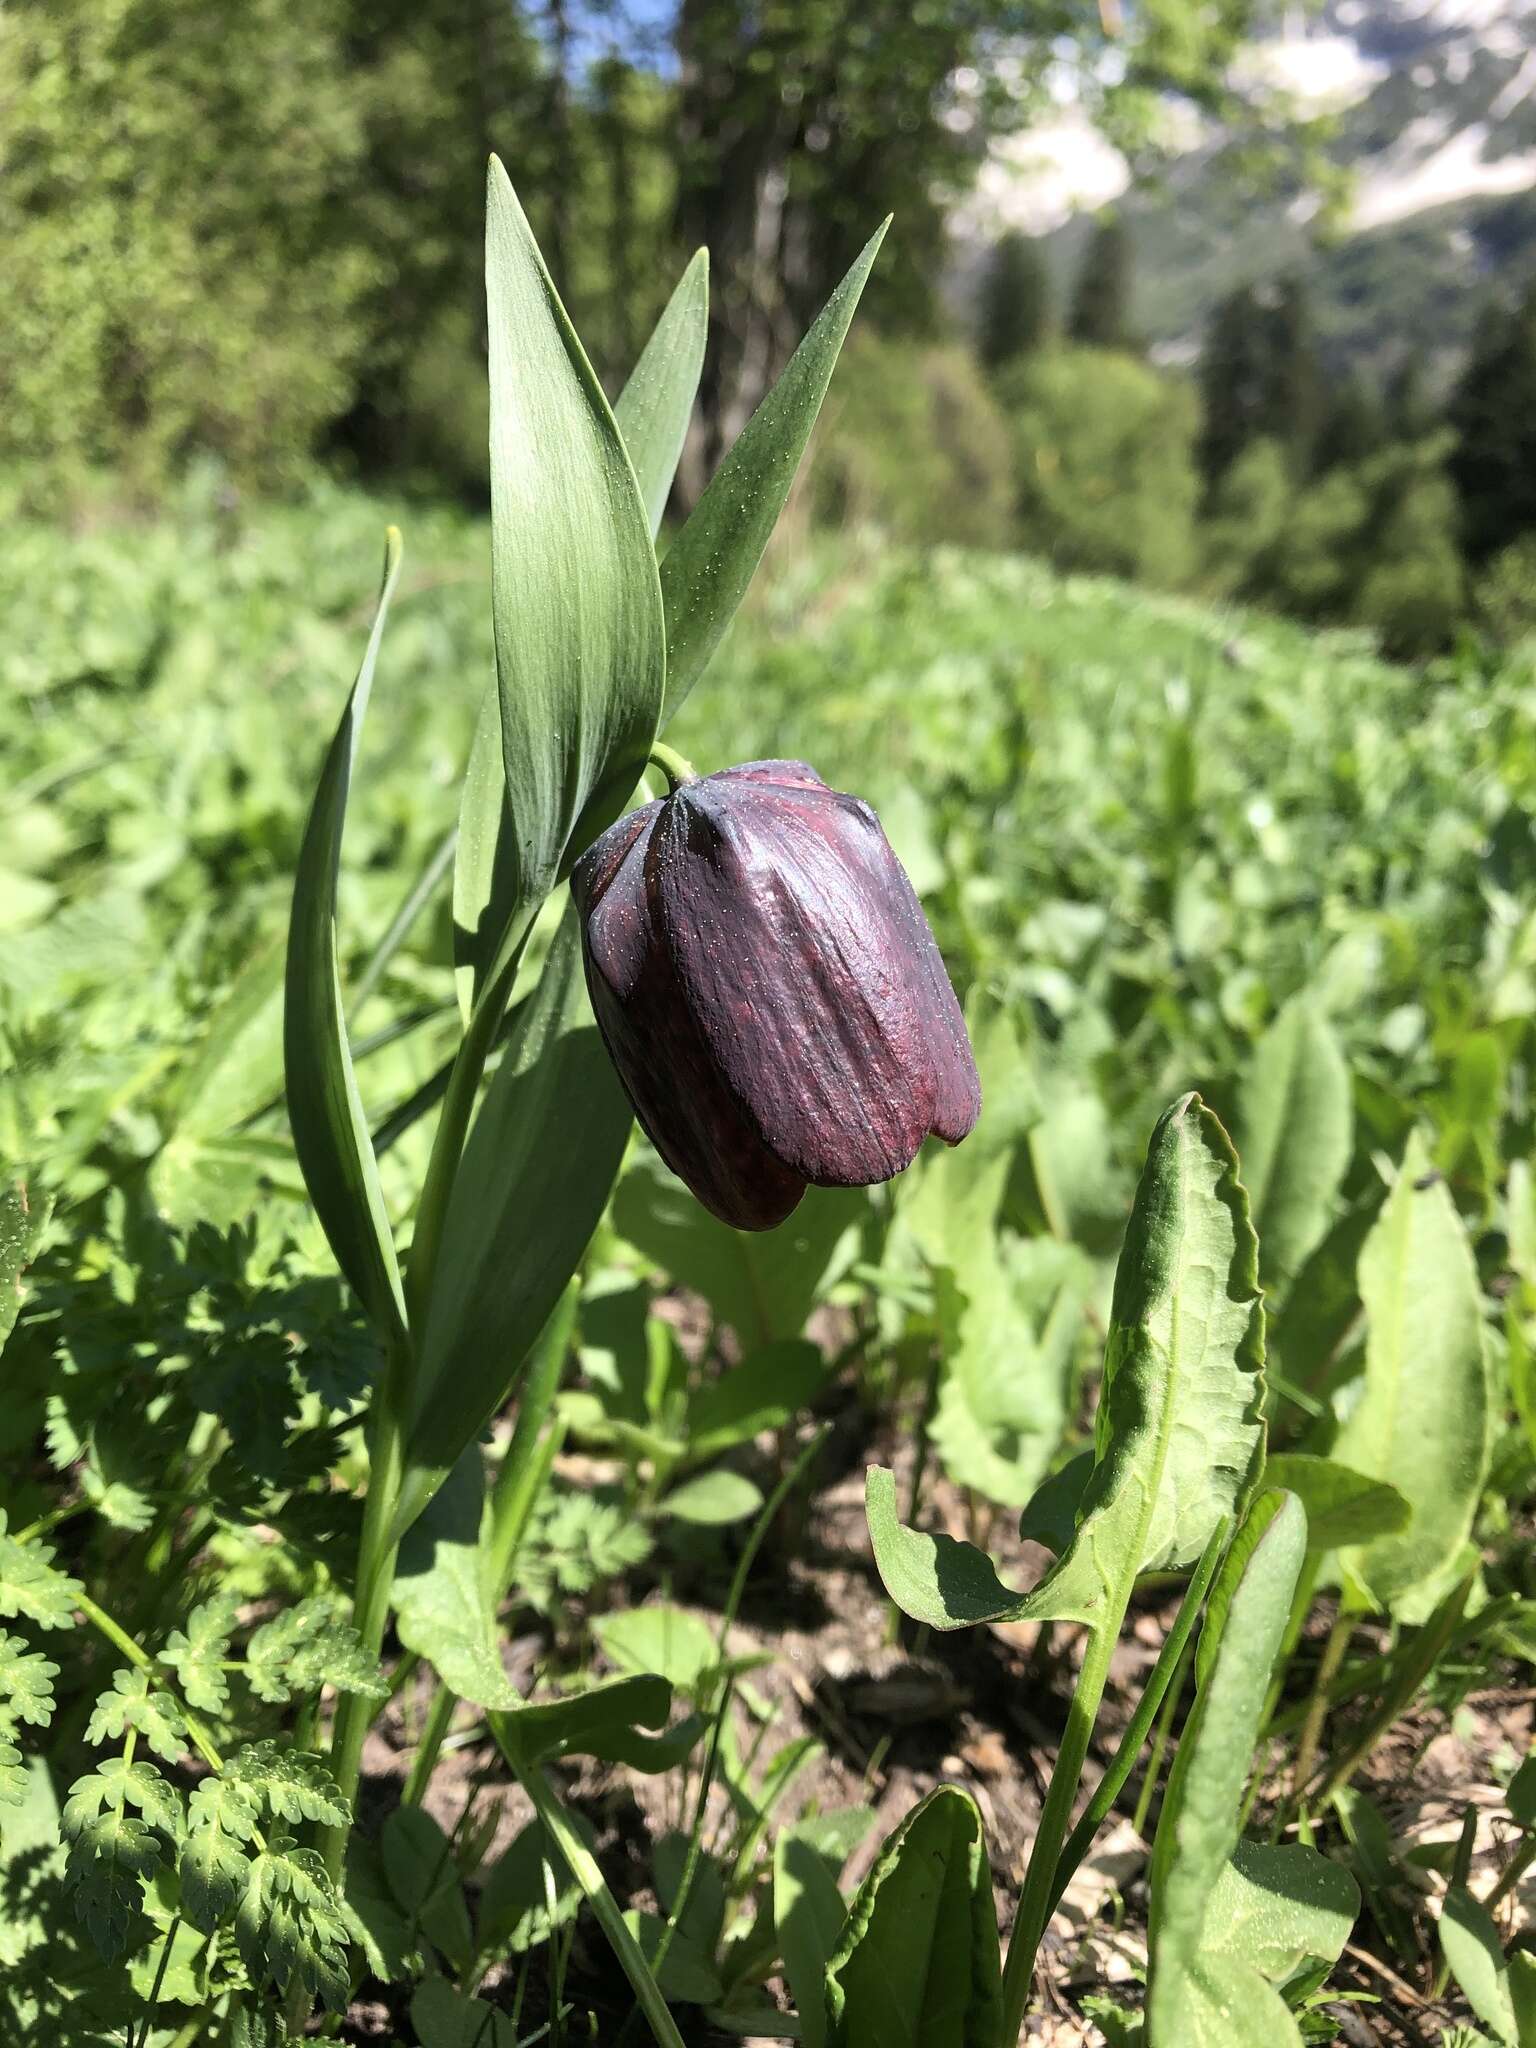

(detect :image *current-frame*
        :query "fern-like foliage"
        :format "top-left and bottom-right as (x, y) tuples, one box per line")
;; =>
(0, 1518), (84, 1630)
(242, 1596), (385, 1705)
(234, 1843), (352, 2009)
(61, 1755), (184, 1963)
(0, 1632), (58, 1728)
(84, 1668), (188, 1766)
(160, 1592), (240, 1714)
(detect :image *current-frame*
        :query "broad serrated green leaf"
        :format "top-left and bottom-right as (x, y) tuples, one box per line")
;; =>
(283, 528), (408, 1346)
(400, 909), (630, 1534)
(72, 1756), (183, 1841)
(244, 1597), (386, 1705)
(235, 1843), (352, 2009)
(1333, 1129), (1491, 1614)
(64, 1806), (161, 1960)
(181, 1777), (260, 1933)
(0, 1633), (56, 1728)
(160, 1594), (240, 1715)
(869, 1095), (1265, 1629)
(1240, 997), (1353, 1290)
(485, 156), (664, 931)
(393, 1443), (522, 1709)
(85, 1667), (188, 1766)
(382, 1806), (472, 1973)
(0, 1525), (82, 1630)
(659, 221), (888, 723)
(615, 248), (708, 540)
(1261, 1454), (1410, 1552)
(825, 1785), (1001, 2048)
(1147, 1491), (1310, 2045)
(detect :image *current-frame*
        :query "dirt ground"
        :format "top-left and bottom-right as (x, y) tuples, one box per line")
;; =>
(346, 1404), (1536, 2046)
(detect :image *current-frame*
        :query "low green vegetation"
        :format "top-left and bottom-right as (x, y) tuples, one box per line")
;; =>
(6, 424), (1536, 2039)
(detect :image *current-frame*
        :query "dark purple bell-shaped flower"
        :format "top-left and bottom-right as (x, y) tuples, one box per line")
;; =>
(571, 758), (980, 1231)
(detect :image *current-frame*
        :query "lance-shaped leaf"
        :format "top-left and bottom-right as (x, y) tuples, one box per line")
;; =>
(454, 251), (704, 1021)
(1332, 1127), (1491, 1615)
(614, 249), (708, 540)
(660, 221), (888, 725)
(485, 158), (664, 942)
(869, 1095), (1265, 1630)
(397, 909), (629, 1533)
(1147, 1490), (1317, 2046)
(284, 531), (407, 1346)
(824, 1785), (1001, 2048)
(393, 1445), (521, 1710)
(1261, 1454), (1410, 1553)
(1240, 997), (1353, 1292)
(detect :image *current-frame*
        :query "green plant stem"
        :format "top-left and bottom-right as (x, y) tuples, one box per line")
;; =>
(1290, 1604), (1353, 1811)
(645, 742), (696, 791)
(1487, 1830), (1536, 1913)
(999, 1616), (1119, 2042)
(1054, 1526), (1225, 1906)
(406, 905), (536, 1333)
(506, 1751), (689, 2048)
(317, 1403), (406, 1881)
(1132, 1640), (1192, 1841)
(1310, 1574), (1474, 1811)
(1432, 1805), (1480, 1999)
(403, 1295), (573, 1803)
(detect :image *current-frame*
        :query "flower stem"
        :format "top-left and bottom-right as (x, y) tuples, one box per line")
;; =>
(645, 742), (697, 792)
(316, 1401), (406, 1883)
(999, 1617), (1119, 2042)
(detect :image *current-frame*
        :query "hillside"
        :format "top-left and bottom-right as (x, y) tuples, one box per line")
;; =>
(965, 0), (1536, 376)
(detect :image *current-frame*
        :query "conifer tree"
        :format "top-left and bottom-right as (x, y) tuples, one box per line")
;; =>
(1448, 284), (1536, 562)
(1068, 215), (1132, 351)
(978, 230), (1051, 371)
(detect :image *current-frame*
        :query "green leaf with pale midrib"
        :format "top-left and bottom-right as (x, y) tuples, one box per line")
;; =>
(825, 1785), (1001, 2048)
(485, 157), (665, 923)
(1332, 1127), (1491, 1614)
(1240, 996), (1353, 1292)
(1147, 1490), (1322, 2046)
(868, 1094), (1265, 1630)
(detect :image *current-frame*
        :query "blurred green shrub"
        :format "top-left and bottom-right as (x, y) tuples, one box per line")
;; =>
(0, 0), (386, 498)
(1475, 534), (1536, 648)
(997, 346), (1201, 586)
(809, 332), (1015, 548)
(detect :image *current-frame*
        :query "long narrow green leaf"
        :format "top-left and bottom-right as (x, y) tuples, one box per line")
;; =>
(659, 221), (888, 725)
(868, 1094), (1266, 1630)
(1332, 1127), (1491, 1616)
(1240, 997), (1353, 1292)
(485, 156), (664, 925)
(396, 907), (631, 1535)
(615, 249), (708, 541)
(1147, 1490), (1317, 2045)
(284, 530), (407, 1347)
(453, 249), (704, 1023)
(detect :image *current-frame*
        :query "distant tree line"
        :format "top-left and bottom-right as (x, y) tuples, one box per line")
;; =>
(960, 215), (1536, 655)
(0, 0), (1311, 510)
